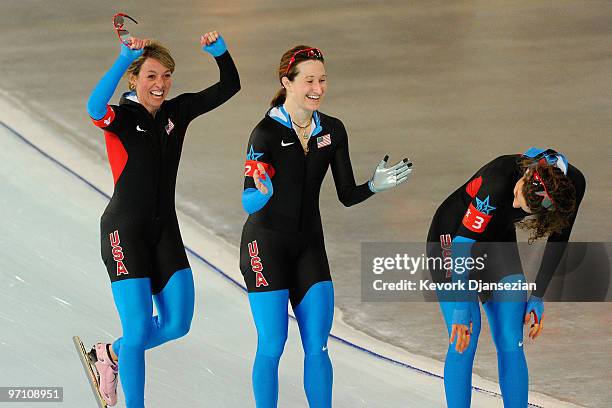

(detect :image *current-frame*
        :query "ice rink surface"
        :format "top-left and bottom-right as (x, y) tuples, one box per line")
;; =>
(0, 122), (544, 407)
(0, 1), (611, 406)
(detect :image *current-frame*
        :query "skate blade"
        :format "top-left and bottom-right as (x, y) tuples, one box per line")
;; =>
(72, 336), (108, 408)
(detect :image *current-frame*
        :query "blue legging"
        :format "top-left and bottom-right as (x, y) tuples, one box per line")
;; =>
(439, 274), (528, 408)
(110, 267), (195, 408)
(248, 281), (334, 408)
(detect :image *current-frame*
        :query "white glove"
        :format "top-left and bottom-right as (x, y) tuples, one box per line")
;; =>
(368, 155), (413, 193)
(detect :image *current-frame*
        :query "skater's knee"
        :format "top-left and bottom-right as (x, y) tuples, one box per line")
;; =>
(490, 317), (523, 352)
(495, 331), (523, 353)
(301, 332), (330, 355)
(447, 337), (478, 360)
(165, 318), (191, 340)
(447, 347), (475, 361)
(257, 332), (287, 358)
(121, 319), (152, 348)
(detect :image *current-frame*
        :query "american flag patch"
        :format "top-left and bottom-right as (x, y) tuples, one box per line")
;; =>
(165, 118), (175, 135)
(317, 134), (331, 148)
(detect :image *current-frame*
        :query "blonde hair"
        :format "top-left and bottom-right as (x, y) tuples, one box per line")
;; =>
(126, 41), (175, 91)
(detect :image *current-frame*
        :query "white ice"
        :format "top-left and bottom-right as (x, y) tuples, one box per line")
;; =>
(0, 123), (568, 407)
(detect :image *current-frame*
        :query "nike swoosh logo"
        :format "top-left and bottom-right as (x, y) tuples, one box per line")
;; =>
(136, 125), (147, 132)
(281, 141), (294, 147)
(322, 346), (328, 351)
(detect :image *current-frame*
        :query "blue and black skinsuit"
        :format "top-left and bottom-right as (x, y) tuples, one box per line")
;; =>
(88, 41), (239, 407)
(426, 149), (585, 408)
(239, 105), (374, 407)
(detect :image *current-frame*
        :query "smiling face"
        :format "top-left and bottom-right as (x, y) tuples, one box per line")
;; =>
(130, 58), (173, 114)
(282, 60), (327, 113)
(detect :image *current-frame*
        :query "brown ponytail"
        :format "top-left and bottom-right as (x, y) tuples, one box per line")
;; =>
(270, 88), (287, 108)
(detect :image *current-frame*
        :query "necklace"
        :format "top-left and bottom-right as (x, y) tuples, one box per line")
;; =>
(294, 124), (311, 154)
(297, 127), (310, 139)
(296, 125), (311, 144)
(292, 119), (311, 129)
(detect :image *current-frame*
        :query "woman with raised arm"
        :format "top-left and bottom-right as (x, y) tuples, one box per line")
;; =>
(81, 31), (239, 408)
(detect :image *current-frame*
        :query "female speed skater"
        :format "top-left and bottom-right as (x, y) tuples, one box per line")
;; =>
(239, 45), (413, 408)
(427, 148), (585, 407)
(82, 31), (239, 407)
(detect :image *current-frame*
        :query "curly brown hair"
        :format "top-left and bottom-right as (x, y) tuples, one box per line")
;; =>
(126, 41), (175, 91)
(270, 45), (324, 107)
(516, 157), (577, 242)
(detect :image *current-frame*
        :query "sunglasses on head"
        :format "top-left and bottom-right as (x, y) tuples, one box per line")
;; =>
(113, 13), (138, 46)
(531, 168), (554, 210)
(285, 48), (324, 76)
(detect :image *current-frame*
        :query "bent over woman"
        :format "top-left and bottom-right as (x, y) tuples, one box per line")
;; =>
(427, 148), (585, 408)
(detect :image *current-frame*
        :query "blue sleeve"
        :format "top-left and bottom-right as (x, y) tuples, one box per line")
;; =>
(202, 35), (227, 57)
(450, 235), (476, 326)
(451, 236), (475, 284)
(87, 44), (142, 120)
(241, 176), (273, 214)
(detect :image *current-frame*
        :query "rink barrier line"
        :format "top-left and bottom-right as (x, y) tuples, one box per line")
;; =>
(1, 120), (544, 408)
